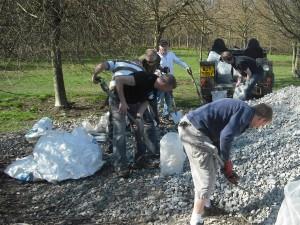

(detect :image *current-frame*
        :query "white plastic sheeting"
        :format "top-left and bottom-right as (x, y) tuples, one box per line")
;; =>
(160, 132), (186, 176)
(275, 180), (300, 225)
(5, 127), (104, 183)
(82, 112), (110, 134)
(25, 117), (53, 143)
(211, 90), (227, 102)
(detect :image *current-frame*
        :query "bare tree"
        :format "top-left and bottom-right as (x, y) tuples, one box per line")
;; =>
(263, 0), (300, 77)
(139, 0), (204, 49)
(45, 0), (68, 107)
(1, 0), (143, 108)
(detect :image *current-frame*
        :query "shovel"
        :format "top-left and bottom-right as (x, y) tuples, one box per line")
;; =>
(170, 95), (183, 124)
(187, 70), (203, 103)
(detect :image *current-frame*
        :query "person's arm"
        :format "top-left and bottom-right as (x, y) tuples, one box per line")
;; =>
(219, 111), (246, 161)
(172, 52), (192, 74)
(245, 68), (252, 80)
(92, 62), (109, 83)
(115, 76), (136, 114)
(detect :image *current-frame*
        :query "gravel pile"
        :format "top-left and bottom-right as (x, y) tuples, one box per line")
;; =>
(1, 86), (300, 225)
(212, 86), (300, 224)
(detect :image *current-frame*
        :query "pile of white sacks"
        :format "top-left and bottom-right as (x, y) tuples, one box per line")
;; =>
(210, 86), (300, 224)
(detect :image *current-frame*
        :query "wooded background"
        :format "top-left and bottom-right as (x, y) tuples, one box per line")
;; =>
(1, 0), (300, 107)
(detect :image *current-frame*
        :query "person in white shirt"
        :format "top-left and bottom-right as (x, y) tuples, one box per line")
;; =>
(207, 38), (228, 62)
(207, 38), (236, 85)
(157, 39), (192, 117)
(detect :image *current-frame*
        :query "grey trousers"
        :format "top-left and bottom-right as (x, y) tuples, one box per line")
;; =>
(109, 93), (159, 169)
(178, 116), (218, 199)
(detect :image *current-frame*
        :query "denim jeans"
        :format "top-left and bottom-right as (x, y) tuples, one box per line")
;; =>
(157, 91), (173, 115)
(109, 92), (159, 169)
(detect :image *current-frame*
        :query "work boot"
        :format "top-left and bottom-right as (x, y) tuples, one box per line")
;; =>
(134, 156), (159, 169)
(203, 203), (227, 217)
(115, 167), (130, 178)
(195, 222), (204, 225)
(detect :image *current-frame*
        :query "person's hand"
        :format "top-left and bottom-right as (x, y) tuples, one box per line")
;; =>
(92, 74), (99, 84)
(119, 102), (129, 114)
(223, 160), (239, 184)
(186, 67), (193, 75)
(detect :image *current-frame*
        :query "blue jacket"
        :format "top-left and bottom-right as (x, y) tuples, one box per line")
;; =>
(187, 98), (255, 160)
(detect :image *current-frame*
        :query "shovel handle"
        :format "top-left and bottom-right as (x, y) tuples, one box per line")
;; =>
(188, 71), (203, 102)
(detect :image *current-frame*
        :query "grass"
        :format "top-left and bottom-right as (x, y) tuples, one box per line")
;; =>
(1, 49), (299, 132)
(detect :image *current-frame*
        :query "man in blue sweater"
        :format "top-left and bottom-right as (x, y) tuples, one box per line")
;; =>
(178, 98), (272, 225)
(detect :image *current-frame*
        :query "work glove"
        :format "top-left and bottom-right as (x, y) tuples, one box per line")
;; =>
(223, 160), (239, 184)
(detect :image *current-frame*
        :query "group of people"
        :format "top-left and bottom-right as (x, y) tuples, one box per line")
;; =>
(92, 39), (192, 178)
(92, 38), (273, 225)
(207, 38), (265, 100)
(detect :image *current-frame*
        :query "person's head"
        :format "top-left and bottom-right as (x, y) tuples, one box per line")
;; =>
(145, 49), (159, 66)
(154, 74), (177, 92)
(220, 51), (234, 64)
(246, 38), (261, 49)
(250, 103), (273, 128)
(211, 38), (228, 54)
(158, 39), (169, 55)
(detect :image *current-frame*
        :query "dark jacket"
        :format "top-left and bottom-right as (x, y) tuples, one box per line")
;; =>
(187, 98), (255, 160)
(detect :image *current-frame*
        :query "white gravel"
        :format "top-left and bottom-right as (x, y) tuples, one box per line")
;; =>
(210, 86), (300, 224)
(1, 86), (300, 225)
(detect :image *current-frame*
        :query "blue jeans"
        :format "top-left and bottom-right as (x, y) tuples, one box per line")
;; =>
(157, 91), (173, 115)
(109, 92), (159, 169)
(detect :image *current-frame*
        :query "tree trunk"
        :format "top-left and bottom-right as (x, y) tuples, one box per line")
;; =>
(199, 33), (203, 61)
(47, 0), (68, 108)
(292, 42), (297, 74)
(294, 43), (300, 78)
(154, 23), (164, 49)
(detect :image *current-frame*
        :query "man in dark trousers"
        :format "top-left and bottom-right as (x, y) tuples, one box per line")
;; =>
(93, 68), (176, 177)
(178, 98), (272, 225)
(221, 51), (264, 100)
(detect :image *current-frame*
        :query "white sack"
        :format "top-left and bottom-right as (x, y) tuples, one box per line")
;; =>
(4, 155), (37, 181)
(5, 127), (104, 183)
(160, 132), (186, 176)
(211, 90), (227, 101)
(275, 180), (300, 225)
(82, 112), (110, 134)
(25, 117), (53, 143)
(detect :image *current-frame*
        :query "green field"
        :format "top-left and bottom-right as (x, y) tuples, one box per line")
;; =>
(1, 49), (299, 132)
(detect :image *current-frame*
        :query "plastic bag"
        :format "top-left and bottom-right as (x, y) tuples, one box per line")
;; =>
(5, 127), (104, 183)
(211, 90), (227, 101)
(275, 180), (300, 225)
(4, 155), (37, 182)
(160, 132), (186, 176)
(95, 112), (110, 133)
(25, 117), (53, 143)
(82, 112), (110, 134)
(233, 84), (247, 100)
